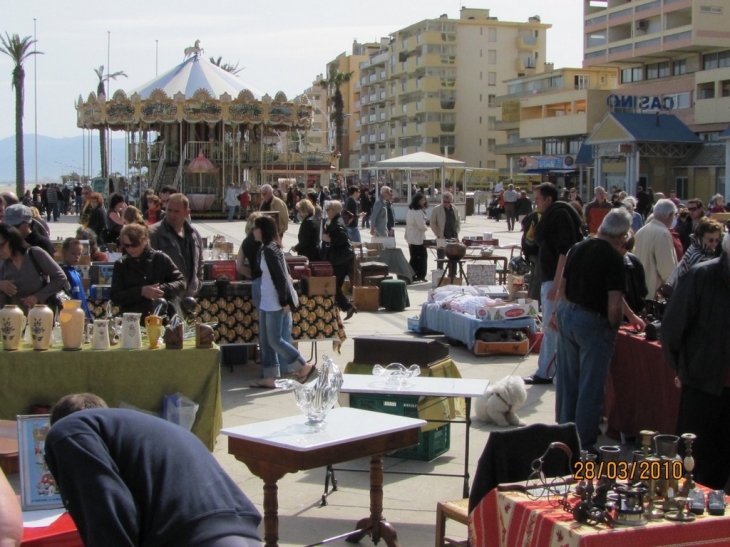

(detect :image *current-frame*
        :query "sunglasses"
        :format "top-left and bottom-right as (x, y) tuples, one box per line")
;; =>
(687, 207), (698, 212)
(120, 241), (142, 249)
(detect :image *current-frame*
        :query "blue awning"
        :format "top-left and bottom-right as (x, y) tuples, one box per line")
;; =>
(575, 144), (593, 165)
(523, 168), (551, 174)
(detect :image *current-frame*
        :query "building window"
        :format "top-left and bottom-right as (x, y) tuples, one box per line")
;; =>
(664, 92), (691, 109)
(488, 94), (496, 107)
(646, 61), (669, 80)
(488, 28), (497, 42)
(703, 50), (730, 70)
(717, 174), (726, 197)
(488, 50), (497, 64)
(574, 75), (590, 90)
(621, 67), (643, 84)
(488, 72), (497, 86)
(673, 59), (686, 75)
(488, 116), (495, 130)
(675, 177), (688, 200)
(487, 139), (495, 152)
(487, 160), (496, 169)
(544, 139), (565, 155)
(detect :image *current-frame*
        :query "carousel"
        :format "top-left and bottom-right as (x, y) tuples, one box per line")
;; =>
(75, 41), (335, 214)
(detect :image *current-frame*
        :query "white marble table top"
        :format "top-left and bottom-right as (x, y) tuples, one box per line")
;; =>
(221, 407), (425, 452)
(340, 374), (489, 398)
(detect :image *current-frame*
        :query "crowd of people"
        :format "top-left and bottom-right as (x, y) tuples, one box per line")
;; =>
(512, 180), (730, 493)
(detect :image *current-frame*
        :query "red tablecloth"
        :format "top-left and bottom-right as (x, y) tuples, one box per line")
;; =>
(22, 512), (81, 547)
(471, 488), (730, 547)
(604, 329), (680, 439)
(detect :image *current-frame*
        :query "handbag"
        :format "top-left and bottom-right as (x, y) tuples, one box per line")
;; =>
(27, 248), (68, 312)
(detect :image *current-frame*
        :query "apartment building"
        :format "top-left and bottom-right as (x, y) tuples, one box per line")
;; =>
(323, 41), (381, 170)
(495, 67), (619, 188)
(580, 0), (730, 198)
(356, 7), (550, 173)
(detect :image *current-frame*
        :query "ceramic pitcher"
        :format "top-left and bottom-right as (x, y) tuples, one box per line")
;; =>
(28, 304), (54, 350)
(121, 313), (143, 349)
(59, 300), (84, 351)
(87, 319), (110, 350)
(144, 315), (162, 349)
(0, 305), (26, 351)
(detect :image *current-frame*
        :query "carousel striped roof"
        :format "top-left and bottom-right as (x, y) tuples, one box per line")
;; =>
(130, 55), (264, 100)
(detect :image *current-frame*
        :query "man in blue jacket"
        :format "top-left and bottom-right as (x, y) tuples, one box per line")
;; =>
(45, 393), (262, 547)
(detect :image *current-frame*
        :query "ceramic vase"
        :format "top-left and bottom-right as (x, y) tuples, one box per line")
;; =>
(28, 304), (54, 351)
(0, 305), (26, 351)
(144, 315), (162, 349)
(88, 319), (110, 350)
(121, 313), (143, 349)
(59, 300), (85, 351)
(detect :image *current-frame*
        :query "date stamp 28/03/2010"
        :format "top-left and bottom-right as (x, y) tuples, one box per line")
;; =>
(573, 459), (684, 482)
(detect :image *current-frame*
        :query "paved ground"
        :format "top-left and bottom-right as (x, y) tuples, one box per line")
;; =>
(27, 209), (591, 546)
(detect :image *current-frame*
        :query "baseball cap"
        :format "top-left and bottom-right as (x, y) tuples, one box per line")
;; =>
(4, 204), (32, 226)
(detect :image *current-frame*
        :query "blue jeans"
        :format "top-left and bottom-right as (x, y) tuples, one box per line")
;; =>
(346, 226), (361, 243)
(534, 280), (557, 379)
(555, 301), (618, 448)
(251, 277), (279, 378)
(227, 206), (236, 221)
(259, 308), (304, 378)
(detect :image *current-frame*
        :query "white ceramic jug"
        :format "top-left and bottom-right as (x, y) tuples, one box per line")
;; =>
(121, 313), (142, 349)
(28, 304), (54, 350)
(88, 319), (110, 350)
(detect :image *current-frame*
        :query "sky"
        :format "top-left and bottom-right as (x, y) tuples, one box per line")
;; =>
(0, 0), (582, 141)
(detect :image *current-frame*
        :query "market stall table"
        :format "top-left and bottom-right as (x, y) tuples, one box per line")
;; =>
(471, 486), (730, 547)
(373, 248), (415, 284)
(418, 302), (537, 349)
(22, 512), (82, 547)
(338, 375), (489, 498)
(604, 328), (679, 440)
(0, 341), (221, 450)
(223, 407), (425, 547)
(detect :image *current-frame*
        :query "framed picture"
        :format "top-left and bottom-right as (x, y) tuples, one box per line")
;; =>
(17, 415), (63, 510)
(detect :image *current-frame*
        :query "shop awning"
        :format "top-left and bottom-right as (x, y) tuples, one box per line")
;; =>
(523, 168), (551, 174)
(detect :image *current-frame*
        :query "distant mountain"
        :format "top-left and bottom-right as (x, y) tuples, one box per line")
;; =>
(0, 134), (127, 185)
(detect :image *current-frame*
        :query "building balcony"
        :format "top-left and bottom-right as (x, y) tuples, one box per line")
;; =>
(517, 35), (539, 50)
(520, 113), (589, 140)
(493, 141), (540, 155)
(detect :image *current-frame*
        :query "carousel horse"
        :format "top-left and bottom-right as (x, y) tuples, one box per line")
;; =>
(184, 40), (203, 59)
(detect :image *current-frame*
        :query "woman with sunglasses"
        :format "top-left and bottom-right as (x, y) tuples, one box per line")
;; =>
(250, 215), (315, 388)
(110, 223), (185, 319)
(665, 218), (723, 289)
(0, 223), (67, 315)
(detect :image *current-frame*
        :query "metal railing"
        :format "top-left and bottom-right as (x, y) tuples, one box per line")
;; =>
(150, 146), (167, 192)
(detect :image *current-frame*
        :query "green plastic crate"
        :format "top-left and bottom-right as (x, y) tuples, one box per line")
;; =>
(349, 392), (451, 461)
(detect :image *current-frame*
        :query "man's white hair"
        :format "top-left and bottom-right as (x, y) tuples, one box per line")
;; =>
(380, 186), (392, 196)
(598, 208), (632, 238)
(442, 191), (454, 201)
(653, 199), (677, 220)
(261, 184), (273, 193)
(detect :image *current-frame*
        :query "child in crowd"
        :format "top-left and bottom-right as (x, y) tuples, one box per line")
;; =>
(61, 237), (91, 319)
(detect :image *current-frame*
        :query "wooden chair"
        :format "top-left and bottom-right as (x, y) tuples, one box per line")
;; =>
(434, 423), (580, 547)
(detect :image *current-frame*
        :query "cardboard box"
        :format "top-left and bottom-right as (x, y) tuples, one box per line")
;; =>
(302, 276), (336, 296)
(483, 298), (539, 321)
(210, 261), (238, 281)
(352, 286), (380, 311)
(473, 338), (529, 356)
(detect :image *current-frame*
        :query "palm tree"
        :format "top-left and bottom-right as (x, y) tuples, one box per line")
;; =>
(209, 56), (244, 75)
(0, 33), (42, 197)
(93, 65), (127, 178)
(319, 68), (353, 154)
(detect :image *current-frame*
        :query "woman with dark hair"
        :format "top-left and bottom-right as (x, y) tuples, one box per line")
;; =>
(291, 199), (320, 261)
(666, 218), (723, 288)
(81, 191), (107, 244)
(106, 193), (127, 245)
(322, 200), (356, 320)
(110, 223), (185, 319)
(0, 223), (67, 314)
(250, 216), (315, 388)
(405, 192), (428, 282)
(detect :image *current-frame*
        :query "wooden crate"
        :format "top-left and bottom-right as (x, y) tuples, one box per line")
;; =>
(472, 338), (529, 356)
(352, 286), (380, 311)
(303, 276), (336, 296)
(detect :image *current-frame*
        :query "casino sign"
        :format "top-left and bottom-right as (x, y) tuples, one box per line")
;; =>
(606, 94), (675, 111)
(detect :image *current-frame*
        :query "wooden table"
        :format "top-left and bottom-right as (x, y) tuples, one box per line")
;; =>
(339, 375), (489, 498)
(223, 407), (426, 547)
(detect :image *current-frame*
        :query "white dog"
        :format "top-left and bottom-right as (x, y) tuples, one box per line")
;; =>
(474, 376), (527, 427)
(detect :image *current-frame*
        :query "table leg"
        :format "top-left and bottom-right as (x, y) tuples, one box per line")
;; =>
(263, 478), (280, 547)
(346, 454), (401, 547)
(463, 398), (472, 499)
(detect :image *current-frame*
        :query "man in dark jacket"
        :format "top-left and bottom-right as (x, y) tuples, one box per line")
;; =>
(149, 193), (204, 298)
(45, 394), (262, 547)
(662, 237), (730, 490)
(524, 183), (583, 385)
